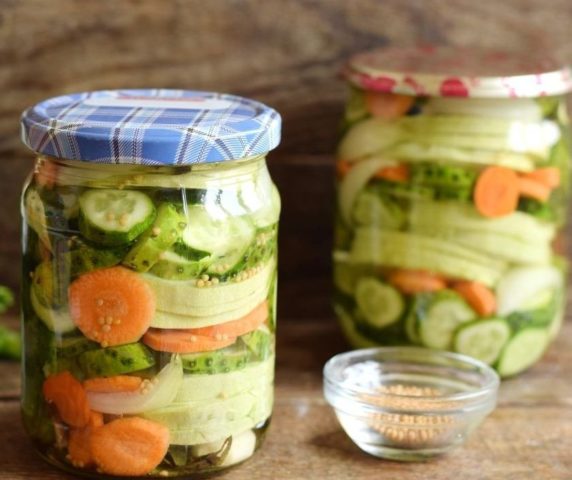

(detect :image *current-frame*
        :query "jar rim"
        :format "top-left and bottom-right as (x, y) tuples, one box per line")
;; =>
(344, 46), (572, 98)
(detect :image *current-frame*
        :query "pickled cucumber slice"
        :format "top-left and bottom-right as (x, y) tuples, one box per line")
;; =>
(67, 244), (125, 277)
(77, 343), (155, 378)
(56, 336), (99, 359)
(123, 203), (186, 272)
(355, 277), (404, 328)
(418, 290), (475, 350)
(181, 343), (254, 375)
(149, 250), (208, 280)
(497, 328), (549, 378)
(453, 319), (511, 365)
(79, 189), (156, 246)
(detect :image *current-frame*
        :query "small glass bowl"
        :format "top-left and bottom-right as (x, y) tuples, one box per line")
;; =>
(323, 347), (499, 461)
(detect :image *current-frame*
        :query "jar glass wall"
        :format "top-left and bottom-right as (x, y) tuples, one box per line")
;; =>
(334, 86), (571, 378)
(21, 154), (280, 477)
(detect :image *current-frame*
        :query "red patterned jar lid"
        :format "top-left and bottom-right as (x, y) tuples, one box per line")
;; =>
(344, 46), (572, 98)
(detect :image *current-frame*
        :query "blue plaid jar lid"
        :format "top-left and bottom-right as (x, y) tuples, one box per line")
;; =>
(20, 89), (282, 165)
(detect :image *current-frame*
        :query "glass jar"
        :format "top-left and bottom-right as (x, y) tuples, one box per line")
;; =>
(20, 90), (281, 478)
(333, 47), (572, 378)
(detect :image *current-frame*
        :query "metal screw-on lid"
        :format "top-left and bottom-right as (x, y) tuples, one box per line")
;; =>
(21, 89), (282, 165)
(344, 46), (572, 98)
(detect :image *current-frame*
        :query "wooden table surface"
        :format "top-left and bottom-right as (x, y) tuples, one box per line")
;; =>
(0, 317), (571, 480)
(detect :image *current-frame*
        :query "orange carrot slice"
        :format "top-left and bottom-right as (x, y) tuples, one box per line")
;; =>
(364, 92), (414, 120)
(388, 269), (447, 294)
(336, 160), (352, 179)
(453, 281), (497, 316)
(517, 177), (551, 202)
(68, 411), (104, 468)
(84, 375), (143, 394)
(522, 167), (561, 189)
(69, 267), (156, 347)
(186, 301), (268, 338)
(90, 417), (169, 476)
(473, 166), (519, 217)
(374, 164), (409, 182)
(143, 329), (236, 353)
(43, 371), (91, 428)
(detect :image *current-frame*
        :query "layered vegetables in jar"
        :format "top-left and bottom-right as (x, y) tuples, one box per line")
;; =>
(334, 89), (570, 377)
(22, 156), (279, 477)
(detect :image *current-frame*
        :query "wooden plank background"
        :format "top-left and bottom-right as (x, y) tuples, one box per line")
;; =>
(1, 0), (572, 318)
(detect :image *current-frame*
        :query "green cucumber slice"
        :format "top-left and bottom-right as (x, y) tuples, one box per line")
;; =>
(410, 162), (477, 189)
(123, 203), (186, 272)
(180, 205), (253, 255)
(86, 355), (183, 415)
(181, 341), (257, 375)
(418, 290), (475, 350)
(79, 189), (156, 246)
(149, 250), (208, 280)
(404, 294), (433, 345)
(30, 288), (76, 334)
(453, 319), (511, 365)
(77, 343), (155, 378)
(497, 328), (549, 378)
(66, 244), (125, 277)
(56, 336), (99, 359)
(355, 277), (404, 328)
(352, 190), (404, 229)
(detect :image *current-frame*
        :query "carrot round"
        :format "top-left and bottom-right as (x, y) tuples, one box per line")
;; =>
(517, 177), (551, 202)
(84, 375), (143, 394)
(143, 329), (236, 353)
(453, 281), (497, 316)
(336, 160), (352, 179)
(187, 301), (268, 338)
(388, 269), (447, 294)
(364, 91), (414, 119)
(69, 266), (156, 347)
(68, 411), (104, 468)
(473, 166), (519, 217)
(43, 371), (91, 428)
(374, 164), (409, 182)
(90, 417), (169, 476)
(522, 167), (561, 189)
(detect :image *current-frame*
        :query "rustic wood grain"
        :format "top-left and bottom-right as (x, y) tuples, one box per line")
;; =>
(1, 0), (572, 308)
(0, 318), (571, 479)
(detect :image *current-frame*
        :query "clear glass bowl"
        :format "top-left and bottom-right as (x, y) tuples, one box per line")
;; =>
(323, 347), (499, 461)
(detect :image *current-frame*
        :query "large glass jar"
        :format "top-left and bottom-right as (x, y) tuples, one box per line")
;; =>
(333, 47), (572, 378)
(20, 90), (281, 478)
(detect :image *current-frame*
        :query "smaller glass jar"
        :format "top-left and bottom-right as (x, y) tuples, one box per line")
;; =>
(333, 47), (572, 378)
(20, 90), (281, 478)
